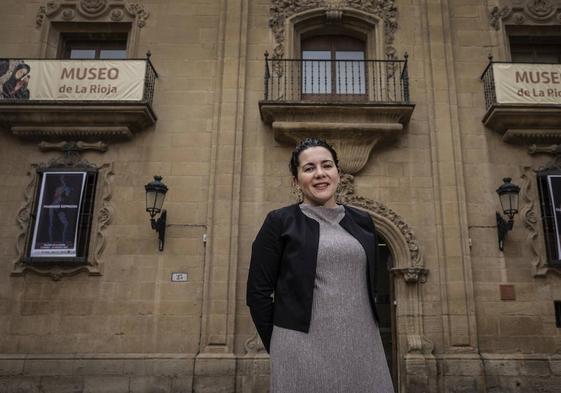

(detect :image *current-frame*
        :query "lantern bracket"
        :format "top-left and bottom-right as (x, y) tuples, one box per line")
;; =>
(151, 209), (166, 252)
(496, 212), (513, 252)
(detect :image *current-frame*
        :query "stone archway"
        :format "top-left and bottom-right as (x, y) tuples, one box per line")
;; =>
(337, 174), (435, 393)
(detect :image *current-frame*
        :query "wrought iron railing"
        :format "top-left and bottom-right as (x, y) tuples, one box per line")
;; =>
(480, 57), (497, 110)
(0, 55), (158, 106)
(263, 52), (410, 103)
(143, 53), (158, 106)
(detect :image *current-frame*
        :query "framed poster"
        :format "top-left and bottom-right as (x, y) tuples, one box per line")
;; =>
(537, 171), (561, 266)
(29, 171), (87, 258)
(547, 175), (561, 261)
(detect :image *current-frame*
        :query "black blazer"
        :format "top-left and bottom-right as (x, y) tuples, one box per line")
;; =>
(246, 203), (380, 353)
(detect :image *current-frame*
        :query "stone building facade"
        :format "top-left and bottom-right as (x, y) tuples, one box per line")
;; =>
(0, 0), (560, 392)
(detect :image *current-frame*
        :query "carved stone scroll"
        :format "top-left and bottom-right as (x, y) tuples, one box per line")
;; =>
(520, 165), (549, 276)
(524, 145), (561, 276)
(336, 173), (426, 280)
(244, 332), (266, 355)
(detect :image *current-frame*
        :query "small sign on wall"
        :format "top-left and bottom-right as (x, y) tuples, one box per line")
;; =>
(171, 272), (188, 282)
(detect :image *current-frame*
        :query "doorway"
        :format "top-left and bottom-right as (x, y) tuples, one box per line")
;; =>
(376, 235), (397, 386)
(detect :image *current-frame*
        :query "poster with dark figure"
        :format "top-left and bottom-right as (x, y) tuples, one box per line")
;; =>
(547, 175), (561, 260)
(0, 61), (31, 99)
(30, 172), (86, 258)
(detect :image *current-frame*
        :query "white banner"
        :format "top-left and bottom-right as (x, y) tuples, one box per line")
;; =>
(493, 63), (561, 104)
(0, 59), (146, 101)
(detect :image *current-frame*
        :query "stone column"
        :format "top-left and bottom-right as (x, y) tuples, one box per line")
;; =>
(195, 0), (248, 389)
(422, 0), (478, 350)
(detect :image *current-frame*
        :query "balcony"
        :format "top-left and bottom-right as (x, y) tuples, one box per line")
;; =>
(481, 60), (561, 144)
(0, 57), (157, 141)
(259, 54), (414, 173)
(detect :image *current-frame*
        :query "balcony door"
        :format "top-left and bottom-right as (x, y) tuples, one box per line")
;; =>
(509, 35), (561, 63)
(60, 32), (128, 60)
(301, 35), (366, 100)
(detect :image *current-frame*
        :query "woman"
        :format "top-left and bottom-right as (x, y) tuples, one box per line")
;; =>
(2, 63), (31, 99)
(246, 138), (394, 392)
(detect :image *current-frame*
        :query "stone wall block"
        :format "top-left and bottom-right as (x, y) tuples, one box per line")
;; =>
(518, 376), (561, 393)
(193, 376), (235, 393)
(442, 358), (483, 376)
(0, 376), (41, 393)
(37, 376), (84, 393)
(24, 360), (74, 376)
(194, 357), (236, 376)
(551, 358), (561, 375)
(73, 359), (125, 376)
(484, 359), (518, 376)
(83, 376), (129, 393)
(171, 376), (193, 393)
(129, 376), (171, 393)
(518, 359), (550, 377)
(0, 359), (24, 376)
(443, 376), (481, 393)
(146, 359), (193, 377)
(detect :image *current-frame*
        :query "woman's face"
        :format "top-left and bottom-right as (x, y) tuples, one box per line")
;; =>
(15, 68), (29, 80)
(294, 146), (340, 207)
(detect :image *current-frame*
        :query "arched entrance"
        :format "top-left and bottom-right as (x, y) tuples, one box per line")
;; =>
(376, 235), (398, 385)
(336, 173), (432, 392)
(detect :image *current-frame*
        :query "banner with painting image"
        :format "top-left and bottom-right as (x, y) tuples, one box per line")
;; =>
(30, 172), (87, 258)
(0, 59), (146, 101)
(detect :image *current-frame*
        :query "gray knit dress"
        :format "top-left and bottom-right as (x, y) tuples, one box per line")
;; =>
(269, 204), (394, 393)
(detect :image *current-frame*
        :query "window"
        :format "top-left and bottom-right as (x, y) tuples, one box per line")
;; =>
(59, 32), (128, 59)
(510, 36), (561, 63)
(301, 35), (366, 98)
(24, 168), (98, 265)
(507, 26), (561, 63)
(537, 170), (561, 267)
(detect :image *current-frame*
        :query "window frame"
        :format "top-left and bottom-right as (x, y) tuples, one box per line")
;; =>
(59, 31), (128, 60)
(300, 34), (368, 101)
(23, 167), (98, 266)
(506, 25), (561, 63)
(537, 169), (561, 268)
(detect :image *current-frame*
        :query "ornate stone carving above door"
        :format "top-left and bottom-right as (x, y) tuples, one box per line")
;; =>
(269, 0), (398, 60)
(489, 0), (561, 30)
(36, 0), (149, 29)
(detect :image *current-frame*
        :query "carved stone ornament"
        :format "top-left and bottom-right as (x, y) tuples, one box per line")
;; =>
(392, 266), (429, 283)
(269, 0), (398, 60)
(526, 0), (556, 20)
(336, 173), (427, 282)
(11, 146), (114, 280)
(244, 332), (267, 355)
(36, 0), (149, 28)
(489, 6), (512, 30)
(522, 145), (561, 276)
(489, 0), (561, 30)
(406, 334), (434, 355)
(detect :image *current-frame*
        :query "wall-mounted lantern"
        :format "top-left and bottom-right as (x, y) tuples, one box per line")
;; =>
(145, 175), (168, 251)
(496, 177), (520, 251)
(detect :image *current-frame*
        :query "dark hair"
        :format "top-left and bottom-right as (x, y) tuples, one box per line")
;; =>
(289, 138), (339, 177)
(13, 63), (30, 77)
